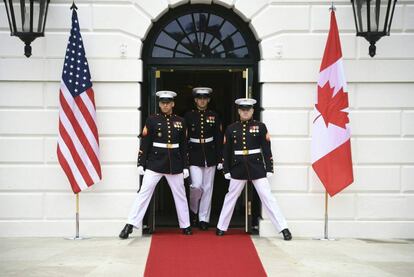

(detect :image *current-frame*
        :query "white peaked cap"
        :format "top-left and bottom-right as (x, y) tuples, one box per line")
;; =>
(156, 90), (177, 99)
(192, 87), (212, 95)
(235, 98), (257, 106)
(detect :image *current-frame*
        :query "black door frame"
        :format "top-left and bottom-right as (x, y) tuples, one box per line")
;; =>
(139, 3), (262, 234)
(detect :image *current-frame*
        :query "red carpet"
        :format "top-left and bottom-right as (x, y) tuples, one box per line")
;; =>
(144, 229), (267, 277)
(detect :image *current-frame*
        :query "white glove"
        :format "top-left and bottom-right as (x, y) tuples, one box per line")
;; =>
(183, 169), (189, 179)
(216, 163), (223, 170)
(138, 166), (145, 175)
(224, 173), (231, 180)
(266, 172), (273, 178)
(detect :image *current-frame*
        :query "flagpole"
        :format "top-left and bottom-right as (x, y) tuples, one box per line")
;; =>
(323, 191), (328, 239)
(66, 193), (88, 240)
(314, 191), (335, 241)
(76, 193), (80, 238)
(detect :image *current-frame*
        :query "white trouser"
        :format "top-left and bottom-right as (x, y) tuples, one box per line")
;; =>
(217, 177), (288, 232)
(127, 169), (190, 229)
(189, 165), (216, 222)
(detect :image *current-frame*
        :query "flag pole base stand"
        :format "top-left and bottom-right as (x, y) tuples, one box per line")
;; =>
(312, 237), (337, 241)
(65, 236), (90, 240)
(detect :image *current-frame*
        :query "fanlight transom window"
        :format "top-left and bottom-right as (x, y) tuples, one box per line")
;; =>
(152, 12), (249, 58)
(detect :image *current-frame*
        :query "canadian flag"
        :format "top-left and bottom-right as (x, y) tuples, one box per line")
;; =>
(311, 10), (354, 197)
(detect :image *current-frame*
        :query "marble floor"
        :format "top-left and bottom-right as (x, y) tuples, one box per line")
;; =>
(1, 235), (413, 276)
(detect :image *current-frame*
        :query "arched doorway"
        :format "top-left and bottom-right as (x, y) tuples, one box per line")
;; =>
(141, 3), (261, 234)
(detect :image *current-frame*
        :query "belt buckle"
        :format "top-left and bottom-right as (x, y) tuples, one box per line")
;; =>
(242, 149), (249, 155)
(200, 138), (205, 143)
(167, 143), (173, 148)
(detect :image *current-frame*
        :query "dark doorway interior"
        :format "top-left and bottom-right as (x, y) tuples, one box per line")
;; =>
(144, 68), (259, 230)
(140, 3), (262, 234)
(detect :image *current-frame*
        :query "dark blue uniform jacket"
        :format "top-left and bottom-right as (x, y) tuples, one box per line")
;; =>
(184, 109), (223, 167)
(222, 119), (274, 180)
(138, 113), (188, 174)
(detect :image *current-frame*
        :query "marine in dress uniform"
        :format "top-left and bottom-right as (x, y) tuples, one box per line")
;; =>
(216, 98), (292, 240)
(119, 91), (192, 239)
(184, 87), (223, 230)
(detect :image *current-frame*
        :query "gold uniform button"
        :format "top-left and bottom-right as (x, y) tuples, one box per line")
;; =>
(243, 146), (247, 149)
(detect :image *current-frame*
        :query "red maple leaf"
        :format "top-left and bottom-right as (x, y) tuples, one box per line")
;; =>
(315, 82), (350, 129)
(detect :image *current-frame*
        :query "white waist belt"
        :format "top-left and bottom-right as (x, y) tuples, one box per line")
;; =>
(153, 142), (179, 149)
(189, 137), (214, 143)
(234, 149), (261, 155)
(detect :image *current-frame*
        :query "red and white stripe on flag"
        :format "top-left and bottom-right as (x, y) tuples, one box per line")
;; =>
(57, 9), (102, 193)
(311, 10), (354, 197)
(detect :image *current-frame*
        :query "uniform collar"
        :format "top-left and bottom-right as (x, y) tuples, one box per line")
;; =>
(240, 119), (253, 125)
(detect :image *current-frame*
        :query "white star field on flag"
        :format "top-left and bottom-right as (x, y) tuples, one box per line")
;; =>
(62, 12), (92, 97)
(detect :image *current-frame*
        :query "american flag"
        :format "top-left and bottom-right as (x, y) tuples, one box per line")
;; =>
(57, 9), (101, 193)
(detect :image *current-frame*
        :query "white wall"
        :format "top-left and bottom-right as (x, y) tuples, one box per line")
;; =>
(0, 0), (413, 238)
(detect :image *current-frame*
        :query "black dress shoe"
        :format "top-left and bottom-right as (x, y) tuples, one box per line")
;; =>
(183, 226), (192, 235)
(119, 224), (133, 239)
(199, 221), (209, 231)
(281, 228), (292, 241)
(216, 228), (225, 236)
